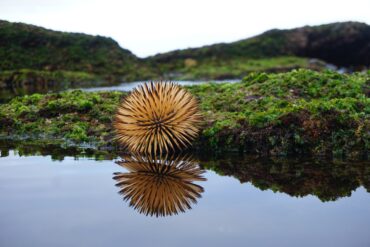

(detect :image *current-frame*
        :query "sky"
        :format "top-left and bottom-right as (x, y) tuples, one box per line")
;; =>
(0, 0), (369, 57)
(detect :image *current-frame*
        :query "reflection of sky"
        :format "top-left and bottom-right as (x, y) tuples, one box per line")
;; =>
(1, 152), (370, 247)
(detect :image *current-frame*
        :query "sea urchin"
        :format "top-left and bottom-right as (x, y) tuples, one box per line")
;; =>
(113, 153), (206, 217)
(114, 82), (202, 153)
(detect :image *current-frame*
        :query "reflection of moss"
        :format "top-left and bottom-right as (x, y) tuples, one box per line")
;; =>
(2, 139), (367, 202)
(0, 140), (118, 161)
(0, 69), (368, 157)
(201, 155), (370, 201)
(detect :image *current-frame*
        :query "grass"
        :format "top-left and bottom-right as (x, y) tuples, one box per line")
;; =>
(0, 69), (368, 158)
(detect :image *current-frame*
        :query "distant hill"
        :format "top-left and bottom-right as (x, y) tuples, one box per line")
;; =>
(0, 20), (154, 81)
(149, 22), (370, 69)
(0, 20), (369, 83)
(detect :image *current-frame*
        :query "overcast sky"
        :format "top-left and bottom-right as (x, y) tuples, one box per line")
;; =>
(1, 0), (369, 57)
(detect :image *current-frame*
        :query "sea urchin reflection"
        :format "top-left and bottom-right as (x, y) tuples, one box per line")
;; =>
(113, 153), (206, 217)
(114, 82), (202, 153)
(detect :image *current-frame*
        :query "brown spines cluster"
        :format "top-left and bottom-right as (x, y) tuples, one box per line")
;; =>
(113, 154), (206, 217)
(114, 82), (202, 154)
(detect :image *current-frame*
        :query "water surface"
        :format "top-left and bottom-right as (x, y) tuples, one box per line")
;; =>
(79, 79), (239, 92)
(0, 79), (239, 102)
(1, 150), (369, 247)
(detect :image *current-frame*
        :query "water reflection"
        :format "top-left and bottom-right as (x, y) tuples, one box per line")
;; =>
(1, 140), (369, 203)
(113, 153), (206, 217)
(201, 156), (370, 201)
(0, 140), (118, 161)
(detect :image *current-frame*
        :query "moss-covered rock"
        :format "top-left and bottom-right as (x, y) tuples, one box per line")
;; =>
(0, 69), (368, 158)
(0, 69), (120, 102)
(0, 69), (106, 91)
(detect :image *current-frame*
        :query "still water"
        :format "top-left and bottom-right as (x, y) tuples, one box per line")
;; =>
(79, 79), (239, 92)
(0, 79), (239, 102)
(1, 149), (370, 247)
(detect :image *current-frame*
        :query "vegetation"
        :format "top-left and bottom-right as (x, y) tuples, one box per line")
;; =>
(0, 69), (368, 158)
(0, 69), (102, 87)
(146, 22), (370, 80)
(0, 17), (323, 83)
(0, 90), (123, 147)
(151, 56), (323, 80)
(1, 19), (369, 87)
(149, 22), (370, 69)
(0, 20), (156, 81)
(190, 69), (369, 158)
(0, 69), (114, 103)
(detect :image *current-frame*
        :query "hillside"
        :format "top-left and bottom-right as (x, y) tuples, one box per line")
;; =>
(0, 20), (155, 81)
(0, 20), (369, 84)
(148, 22), (370, 79)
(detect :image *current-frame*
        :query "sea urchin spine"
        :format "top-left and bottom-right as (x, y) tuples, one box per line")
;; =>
(114, 82), (202, 154)
(113, 153), (206, 217)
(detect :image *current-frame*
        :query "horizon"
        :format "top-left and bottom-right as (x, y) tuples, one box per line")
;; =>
(1, 0), (370, 57)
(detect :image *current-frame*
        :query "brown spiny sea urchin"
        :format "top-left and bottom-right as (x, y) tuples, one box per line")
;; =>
(113, 153), (206, 217)
(114, 82), (202, 153)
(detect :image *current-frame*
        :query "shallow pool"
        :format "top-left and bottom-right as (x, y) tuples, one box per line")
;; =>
(0, 151), (369, 247)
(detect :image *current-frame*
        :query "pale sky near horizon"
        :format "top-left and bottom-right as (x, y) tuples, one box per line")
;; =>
(0, 0), (369, 57)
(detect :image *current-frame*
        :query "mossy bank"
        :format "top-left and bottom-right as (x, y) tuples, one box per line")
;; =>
(0, 69), (369, 158)
(0, 69), (120, 102)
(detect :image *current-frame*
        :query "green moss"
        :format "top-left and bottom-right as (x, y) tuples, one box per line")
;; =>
(0, 69), (368, 157)
(151, 56), (318, 80)
(0, 89), (125, 146)
(64, 122), (89, 142)
(188, 69), (369, 156)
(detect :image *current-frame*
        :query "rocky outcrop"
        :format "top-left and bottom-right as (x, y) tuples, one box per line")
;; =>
(285, 22), (370, 67)
(149, 22), (370, 68)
